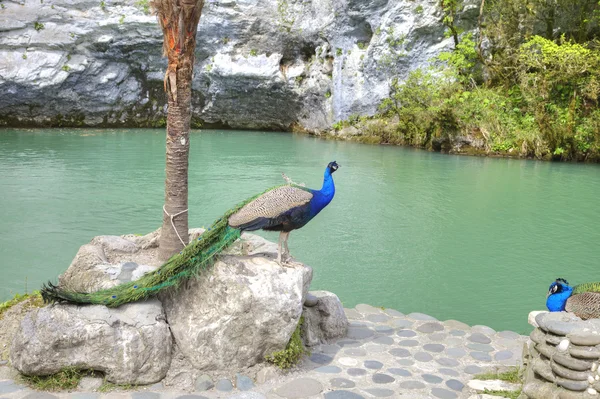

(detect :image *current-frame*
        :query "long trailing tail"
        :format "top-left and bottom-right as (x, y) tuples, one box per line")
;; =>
(40, 193), (264, 307)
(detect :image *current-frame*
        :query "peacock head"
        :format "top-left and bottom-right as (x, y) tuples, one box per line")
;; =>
(327, 161), (340, 174)
(546, 278), (574, 312)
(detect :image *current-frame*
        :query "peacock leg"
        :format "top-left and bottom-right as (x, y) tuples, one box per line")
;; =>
(281, 231), (291, 263)
(277, 231), (284, 264)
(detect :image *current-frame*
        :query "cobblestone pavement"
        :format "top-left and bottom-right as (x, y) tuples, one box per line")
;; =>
(0, 304), (527, 399)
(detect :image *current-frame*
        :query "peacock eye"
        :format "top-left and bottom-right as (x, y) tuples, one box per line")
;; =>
(551, 285), (558, 293)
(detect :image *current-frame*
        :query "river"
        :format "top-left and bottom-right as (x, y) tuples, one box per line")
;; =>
(1, 128), (599, 333)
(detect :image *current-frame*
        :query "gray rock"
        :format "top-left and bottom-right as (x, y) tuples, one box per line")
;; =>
(215, 378), (233, 392)
(388, 368), (411, 376)
(568, 331), (600, 346)
(471, 325), (496, 335)
(372, 374), (395, 384)
(414, 352), (434, 362)
(347, 368), (367, 376)
(131, 393), (161, 399)
(274, 378), (323, 398)
(553, 353), (593, 371)
(497, 330), (521, 340)
(422, 374), (443, 383)
(423, 344), (445, 353)
(398, 340), (420, 347)
(390, 319), (414, 328)
(363, 388), (395, 397)
(396, 359), (415, 366)
(549, 360), (590, 380)
(464, 365), (483, 374)
(175, 395), (209, 399)
(309, 353), (333, 365)
(228, 393), (267, 399)
(330, 378), (356, 388)
(374, 326), (394, 334)
(467, 343), (494, 352)
(346, 327), (374, 340)
(397, 330), (417, 337)
(438, 368), (460, 377)
(161, 251), (312, 371)
(535, 312), (583, 335)
(366, 314), (390, 323)
(468, 333), (492, 344)
(355, 304), (383, 314)
(324, 391), (365, 399)
(429, 333), (448, 342)
(195, 374), (214, 391)
(256, 367), (278, 384)
(389, 348), (411, 357)
(0, 381), (25, 394)
(315, 365), (342, 373)
(570, 345), (600, 359)
(344, 348), (367, 356)
(445, 379), (464, 391)
(10, 300), (170, 384)
(556, 376), (588, 391)
(78, 377), (103, 391)
(431, 388), (458, 399)
(364, 360), (383, 369)
(493, 350), (514, 361)
(236, 374), (254, 391)
(449, 330), (466, 336)
(407, 313), (438, 321)
(436, 358), (460, 367)
(21, 393), (60, 399)
(470, 352), (492, 361)
(304, 293), (319, 307)
(418, 323), (445, 333)
(302, 291), (348, 347)
(446, 348), (467, 358)
(399, 380), (426, 389)
(383, 309), (404, 317)
(371, 336), (394, 345)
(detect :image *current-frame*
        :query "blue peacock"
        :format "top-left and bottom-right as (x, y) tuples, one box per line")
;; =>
(41, 161), (339, 307)
(546, 278), (600, 320)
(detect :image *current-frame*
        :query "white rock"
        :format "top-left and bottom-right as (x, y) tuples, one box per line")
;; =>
(592, 362), (598, 372)
(589, 388), (598, 395)
(528, 310), (548, 328)
(589, 375), (595, 384)
(338, 357), (358, 367)
(467, 379), (522, 392)
(557, 339), (570, 352)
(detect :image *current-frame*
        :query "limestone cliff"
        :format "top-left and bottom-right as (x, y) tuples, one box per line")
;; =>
(0, 0), (478, 130)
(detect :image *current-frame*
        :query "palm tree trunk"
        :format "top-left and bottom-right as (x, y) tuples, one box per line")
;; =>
(154, 0), (205, 260)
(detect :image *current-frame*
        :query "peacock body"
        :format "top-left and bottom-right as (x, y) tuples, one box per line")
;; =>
(546, 278), (600, 320)
(41, 161), (339, 307)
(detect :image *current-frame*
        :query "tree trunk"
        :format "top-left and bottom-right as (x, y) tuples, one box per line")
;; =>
(155, 0), (205, 260)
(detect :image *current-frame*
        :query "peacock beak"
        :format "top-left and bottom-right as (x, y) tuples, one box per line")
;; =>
(546, 291), (551, 298)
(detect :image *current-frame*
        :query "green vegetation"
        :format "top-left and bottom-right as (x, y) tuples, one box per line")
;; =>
(22, 53), (27, 59)
(357, 42), (366, 50)
(0, 291), (43, 319)
(20, 367), (89, 391)
(360, 0), (600, 161)
(414, 5), (424, 13)
(34, 22), (45, 31)
(62, 65), (71, 72)
(474, 367), (522, 399)
(97, 380), (136, 392)
(119, 14), (125, 24)
(325, 90), (331, 99)
(265, 317), (308, 369)
(249, 49), (258, 56)
(135, 0), (150, 14)
(99, 0), (106, 11)
(336, 48), (342, 56)
(222, 37), (230, 44)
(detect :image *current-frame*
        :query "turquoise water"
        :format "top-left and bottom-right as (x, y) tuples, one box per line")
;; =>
(1, 128), (599, 333)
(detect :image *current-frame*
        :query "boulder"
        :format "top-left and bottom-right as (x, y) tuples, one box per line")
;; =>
(10, 299), (171, 384)
(302, 290), (348, 347)
(161, 233), (313, 371)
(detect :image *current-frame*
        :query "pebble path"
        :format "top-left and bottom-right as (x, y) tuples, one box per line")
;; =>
(0, 304), (527, 399)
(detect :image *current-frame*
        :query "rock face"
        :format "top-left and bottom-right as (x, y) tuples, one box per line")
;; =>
(161, 233), (313, 371)
(302, 290), (348, 347)
(0, 0), (478, 130)
(522, 310), (600, 398)
(10, 300), (172, 385)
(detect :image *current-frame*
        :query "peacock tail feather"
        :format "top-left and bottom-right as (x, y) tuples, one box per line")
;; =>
(40, 185), (288, 307)
(572, 282), (600, 295)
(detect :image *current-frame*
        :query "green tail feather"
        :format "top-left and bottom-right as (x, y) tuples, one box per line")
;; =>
(41, 188), (277, 307)
(573, 282), (600, 295)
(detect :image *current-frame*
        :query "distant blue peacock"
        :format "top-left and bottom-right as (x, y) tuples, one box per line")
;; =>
(41, 161), (339, 307)
(546, 278), (600, 319)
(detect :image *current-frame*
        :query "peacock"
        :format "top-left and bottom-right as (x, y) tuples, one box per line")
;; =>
(41, 161), (339, 307)
(546, 278), (600, 320)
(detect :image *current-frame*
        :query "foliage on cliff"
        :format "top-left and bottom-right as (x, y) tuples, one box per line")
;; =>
(371, 0), (600, 161)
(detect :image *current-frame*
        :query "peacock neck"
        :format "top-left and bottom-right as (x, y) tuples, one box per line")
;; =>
(547, 287), (573, 312)
(309, 169), (335, 216)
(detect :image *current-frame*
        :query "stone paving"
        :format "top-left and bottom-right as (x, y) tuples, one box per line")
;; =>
(0, 304), (527, 399)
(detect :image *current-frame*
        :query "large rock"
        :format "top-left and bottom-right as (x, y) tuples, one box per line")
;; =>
(10, 299), (171, 384)
(302, 290), (348, 347)
(0, 0), (479, 130)
(160, 233), (313, 371)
